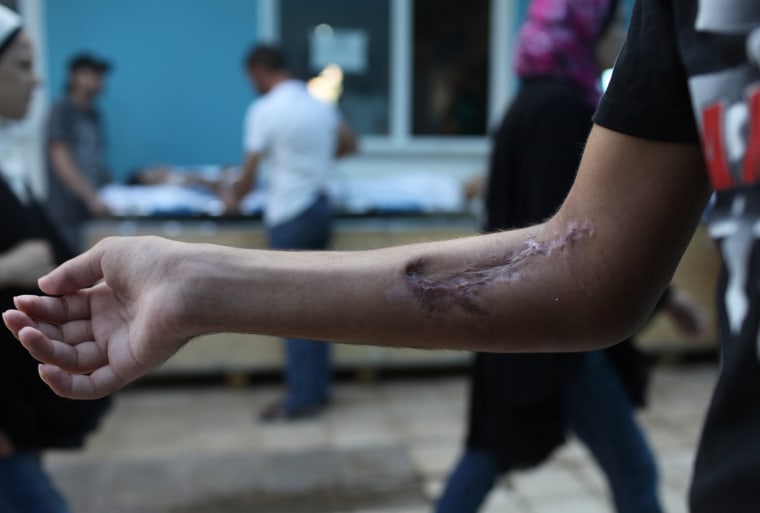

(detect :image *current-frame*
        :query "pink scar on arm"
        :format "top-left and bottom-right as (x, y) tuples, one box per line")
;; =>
(387, 221), (594, 318)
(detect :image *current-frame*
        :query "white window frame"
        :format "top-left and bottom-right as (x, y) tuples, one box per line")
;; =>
(260, 0), (517, 155)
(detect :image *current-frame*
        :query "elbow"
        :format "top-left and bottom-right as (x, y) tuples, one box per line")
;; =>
(559, 280), (662, 352)
(458, 282), (658, 355)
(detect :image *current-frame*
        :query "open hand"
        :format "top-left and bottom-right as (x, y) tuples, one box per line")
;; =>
(2, 237), (198, 399)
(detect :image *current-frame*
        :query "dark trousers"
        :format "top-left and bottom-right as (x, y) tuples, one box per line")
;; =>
(268, 195), (333, 410)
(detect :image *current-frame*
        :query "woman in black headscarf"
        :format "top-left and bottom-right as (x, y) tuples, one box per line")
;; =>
(0, 7), (111, 513)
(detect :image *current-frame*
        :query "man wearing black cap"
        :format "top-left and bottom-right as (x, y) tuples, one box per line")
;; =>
(45, 52), (112, 251)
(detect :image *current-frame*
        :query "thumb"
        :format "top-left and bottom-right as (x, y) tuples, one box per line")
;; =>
(38, 240), (108, 295)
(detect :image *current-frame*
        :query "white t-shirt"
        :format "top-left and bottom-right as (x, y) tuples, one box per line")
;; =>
(243, 80), (339, 227)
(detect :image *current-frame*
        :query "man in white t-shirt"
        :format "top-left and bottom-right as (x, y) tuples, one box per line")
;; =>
(224, 44), (356, 421)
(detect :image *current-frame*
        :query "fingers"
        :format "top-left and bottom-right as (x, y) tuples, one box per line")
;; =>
(4, 311), (112, 393)
(15, 325), (106, 374)
(4, 307), (95, 348)
(5, 312), (130, 399)
(12, 294), (91, 324)
(2, 308), (32, 338)
(0, 309), (58, 343)
(37, 242), (108, 295)
(39, 364), (125, 400)
(5, 309), (104, 373)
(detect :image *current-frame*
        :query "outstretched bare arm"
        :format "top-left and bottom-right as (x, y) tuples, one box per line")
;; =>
(2, 126), (711, 399)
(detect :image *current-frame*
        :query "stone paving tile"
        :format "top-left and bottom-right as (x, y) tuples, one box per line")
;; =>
(325, 413), (398, 450)
(258, 422), (332, 453)
(353, 507), (429, 513)
(662, 489), (690, 513)
(527, 495), (610, 513)
(407, 441), (460, 479)
(49, 447), (426, 513)
(44, 362), (717, 513)
(480, 487), (529, 513)
(510, 466), (595, 502)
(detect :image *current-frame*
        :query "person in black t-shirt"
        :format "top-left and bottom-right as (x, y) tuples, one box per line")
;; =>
(5, 0), (760, 511)
(592, 2), (760, 510)
(46, 51), (112, 252)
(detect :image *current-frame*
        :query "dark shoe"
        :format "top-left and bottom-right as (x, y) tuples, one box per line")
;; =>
(258, 400), (325, 423)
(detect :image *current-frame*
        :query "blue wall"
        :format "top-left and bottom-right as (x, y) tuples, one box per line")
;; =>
(44, 1), (258, 181)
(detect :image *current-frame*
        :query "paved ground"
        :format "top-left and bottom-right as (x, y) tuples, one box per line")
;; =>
(45, 361), (717, 513)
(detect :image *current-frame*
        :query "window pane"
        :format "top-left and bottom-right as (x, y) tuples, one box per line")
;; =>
(412, 0), (489, 136)
(280, 0), (390, 135)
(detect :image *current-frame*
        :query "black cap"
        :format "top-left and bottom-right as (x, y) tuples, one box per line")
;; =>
(69, 53), (111, 73)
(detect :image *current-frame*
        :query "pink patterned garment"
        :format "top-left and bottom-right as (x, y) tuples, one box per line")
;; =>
(515, 0), (616, 107)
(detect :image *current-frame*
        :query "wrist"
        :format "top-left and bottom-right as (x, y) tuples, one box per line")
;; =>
(177, 244), (253, 337)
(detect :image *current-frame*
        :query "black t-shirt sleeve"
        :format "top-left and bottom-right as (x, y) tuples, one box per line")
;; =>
(47, 101), (74, 145)
(593, 0), (700, 144)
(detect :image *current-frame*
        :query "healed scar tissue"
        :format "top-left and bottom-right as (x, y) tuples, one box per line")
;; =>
(392, 222), (594, 317)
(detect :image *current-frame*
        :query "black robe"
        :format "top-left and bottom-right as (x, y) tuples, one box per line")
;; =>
(0, 177), (111, 450)
(466, 79), (653, 470)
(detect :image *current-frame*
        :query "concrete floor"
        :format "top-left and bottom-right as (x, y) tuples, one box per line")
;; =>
(44, 361), (717, 513)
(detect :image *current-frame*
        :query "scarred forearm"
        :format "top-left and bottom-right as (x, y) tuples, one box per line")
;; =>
(38, 126), (712, 354)
(181, 126), (711, 352)
(4, 126), (712, 400)
(184, 227), (598, 351)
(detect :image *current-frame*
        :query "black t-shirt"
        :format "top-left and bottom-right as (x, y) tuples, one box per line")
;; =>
(594, 0), (760, 510)
(45, 98), (109, 249)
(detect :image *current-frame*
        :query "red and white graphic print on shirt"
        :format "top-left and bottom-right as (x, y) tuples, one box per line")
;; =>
(689, 0), (760, 345)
